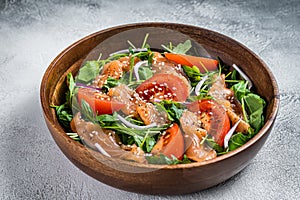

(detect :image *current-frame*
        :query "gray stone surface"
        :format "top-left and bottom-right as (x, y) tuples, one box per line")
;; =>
(0, 0), (299, 199)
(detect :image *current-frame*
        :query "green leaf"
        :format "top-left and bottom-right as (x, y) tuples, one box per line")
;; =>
(66, 73), (75, 106)
(138, 66), (153, 80)
(80, 99), (96, 123)
(148, 52), (154, 65)
(97, 113), (118, 126)
(231, 69), (238, 80)
(102, 77), (119, 92)
(172, 40), (192, 54)
(155, 103), (174, 121)
(244, 93), (266, 132)
(205, 138), (224, 153)
(155, 100), (184, 122)
(182, 65), (201, 86)
(145, 137), (156, 152)
(133, 135), (144, 147)
(228, 132), (250, 151)
(51, 104), (73, 130)
(121, 135), (135, 145)
(231, 81), (250, 101)
(76, 61), (101, 83)
(146, 154), (191, 165)
(169, 103), (183, 121)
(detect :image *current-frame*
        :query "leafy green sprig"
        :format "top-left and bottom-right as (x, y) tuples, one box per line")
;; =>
(51, 73), (75, 131)
(146, 154), (191, 165)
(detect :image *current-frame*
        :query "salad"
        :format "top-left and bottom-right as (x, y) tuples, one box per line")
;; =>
(52, 35), (266, 165)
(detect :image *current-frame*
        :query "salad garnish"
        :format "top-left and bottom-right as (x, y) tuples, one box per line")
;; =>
(51, 34), (266, 164)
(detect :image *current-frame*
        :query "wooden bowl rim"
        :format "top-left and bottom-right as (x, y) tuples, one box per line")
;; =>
(40, 22), (280, 170)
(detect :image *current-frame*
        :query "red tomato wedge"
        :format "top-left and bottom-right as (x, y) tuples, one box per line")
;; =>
(187, 99), (230, 147)
(151, 123), (184, 160)
(164, 53), (219, 73)
(135, 73), (189, 102)
(77, 88), (125, 115)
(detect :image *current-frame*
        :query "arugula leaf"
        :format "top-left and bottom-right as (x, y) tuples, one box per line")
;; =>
(205, 138), (224, 154)
(102, 77), (119, 92)
(145, 137), (156, 152)
(230, 69), (238, 80)
(182, 65), (201, 86)
(148, 52), (154, 65)
(228, 132), (250, 151)
(138, 66), (153, 80)
(146, 154), (191, 165)
(232, 81), (266, 133)
(76, 61), (101, 83)
(66, 73), (75, 106)
(244, 93), (266, 132)
(133, 134), (144, 147)
(155, 100), (184, 122)
(51, 73), (75, 131)
(117, 130), (156, 153)
(51, 104), (73, 130)
(121, 135), (135, 145)
(162, 40), (192, 54)
(231, 81), (250, 101)
(172, 40), (192, 54)
(80, 99), (96, 123)
(97, 113), (118, 126)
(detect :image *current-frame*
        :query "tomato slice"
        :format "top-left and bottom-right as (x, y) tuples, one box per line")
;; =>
(187, 99), (230, 147)
(164, 53), (218, 73)
(135, 73), (189, 102)
(151, 123), (184, 160)
(77, 88), (125, 115)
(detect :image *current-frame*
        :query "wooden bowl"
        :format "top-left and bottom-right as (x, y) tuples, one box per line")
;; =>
(40, 22), (279, 195)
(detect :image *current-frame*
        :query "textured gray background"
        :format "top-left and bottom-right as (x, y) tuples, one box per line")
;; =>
(0, 0), (299, 199)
